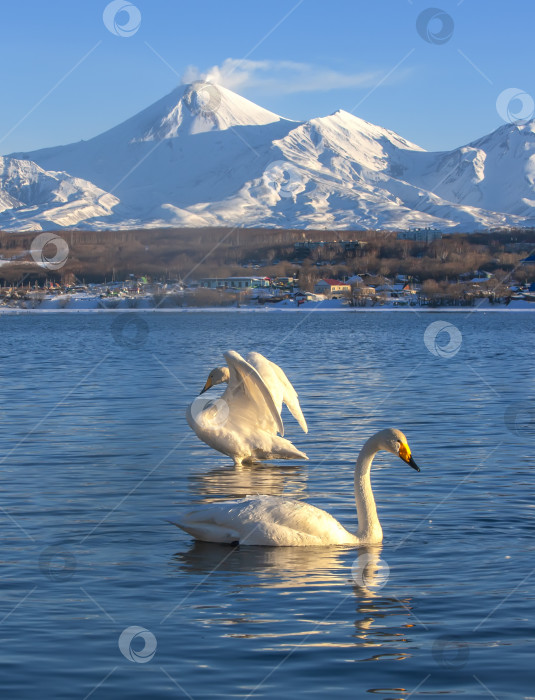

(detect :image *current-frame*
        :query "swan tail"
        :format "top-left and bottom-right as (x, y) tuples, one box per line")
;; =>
(171, 519), (240, 544)
(263, 436), (308, 461)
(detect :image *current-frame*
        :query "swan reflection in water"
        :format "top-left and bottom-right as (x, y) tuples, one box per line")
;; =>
(171, 543), (416, 664)
(186, 460), (308, 503)
(173, 539), (350, 588)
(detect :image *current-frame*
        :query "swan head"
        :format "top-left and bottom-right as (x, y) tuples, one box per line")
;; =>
(376, 428), (420, 472)
(200, 366), (230, 394)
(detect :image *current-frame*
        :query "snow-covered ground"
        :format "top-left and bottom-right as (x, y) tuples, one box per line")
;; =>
(2, 82), (535, 232)
(1, 294), (532, 313)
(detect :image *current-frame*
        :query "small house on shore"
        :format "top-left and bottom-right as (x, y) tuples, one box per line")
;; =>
(313, 279), (351, 297)
(199, 276), (270, 290)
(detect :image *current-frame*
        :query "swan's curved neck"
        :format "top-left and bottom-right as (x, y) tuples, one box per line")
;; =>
(354, 436), (383, 543)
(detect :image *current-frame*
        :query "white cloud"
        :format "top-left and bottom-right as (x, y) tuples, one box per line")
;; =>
(181, 58), (407, 95)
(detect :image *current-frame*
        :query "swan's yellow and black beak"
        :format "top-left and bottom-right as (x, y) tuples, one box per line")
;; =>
(399, 442), (420, 472)
(200, 377), (213, 395)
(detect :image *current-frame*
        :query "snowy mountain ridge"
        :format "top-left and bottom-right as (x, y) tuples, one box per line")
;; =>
(2, 81), (534, 232)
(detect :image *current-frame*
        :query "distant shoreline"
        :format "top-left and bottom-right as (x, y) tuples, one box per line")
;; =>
(0, 305), (533, 314)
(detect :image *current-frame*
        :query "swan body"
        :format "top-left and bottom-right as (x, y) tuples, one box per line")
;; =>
(174, 428), (420, 546)
(186, 350), (308, 465)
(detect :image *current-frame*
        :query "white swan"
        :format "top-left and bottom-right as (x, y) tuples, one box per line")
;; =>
(174, 428), (420, 546)
(186, 350), (308, 466)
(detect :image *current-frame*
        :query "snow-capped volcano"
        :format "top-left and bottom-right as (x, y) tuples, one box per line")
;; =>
(136, 82), (287, 140)
(2, 81), (534, 232)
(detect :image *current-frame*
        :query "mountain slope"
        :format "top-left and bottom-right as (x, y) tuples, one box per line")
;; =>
(0, 156), (118, 231)
(3, 82), (535, 232)
(399, 121), (535, 217)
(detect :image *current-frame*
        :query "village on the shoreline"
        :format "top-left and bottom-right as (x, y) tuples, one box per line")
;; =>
(1, 229), (534, 311)
(1, 268), (534, 312)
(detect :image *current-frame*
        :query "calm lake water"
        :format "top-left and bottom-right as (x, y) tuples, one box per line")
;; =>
(0, 311), (534, 699)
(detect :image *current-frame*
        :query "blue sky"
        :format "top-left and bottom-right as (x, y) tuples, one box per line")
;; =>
(1, 0), (534, 154)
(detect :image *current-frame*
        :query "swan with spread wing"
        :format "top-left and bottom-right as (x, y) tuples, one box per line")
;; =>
(186, 350), (308, 465)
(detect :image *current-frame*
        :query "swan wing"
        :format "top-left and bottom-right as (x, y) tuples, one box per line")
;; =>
(246, 352), (308, 434)
(174, 496), (355, 546)
(224, 350), (284, 437)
